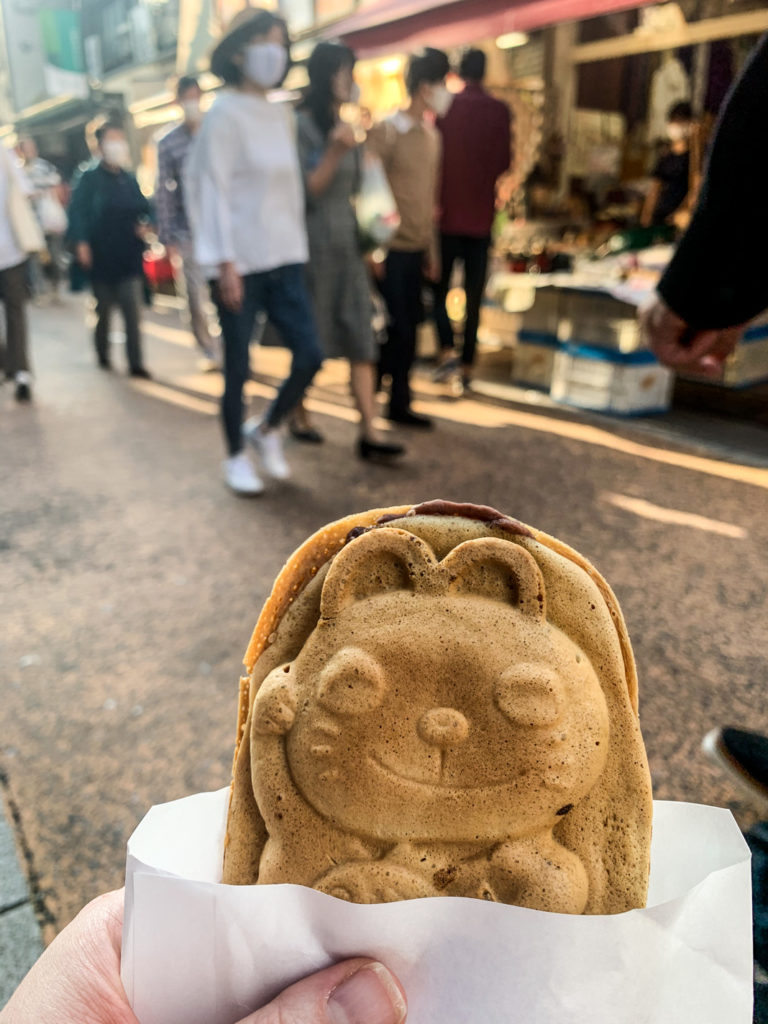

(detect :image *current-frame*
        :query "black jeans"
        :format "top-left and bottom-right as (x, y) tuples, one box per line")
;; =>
(433, 233), (490, 372)
(0, 260), (30, 377)
(378, 249), (424, 416)
(212, 264), (324, 457)
(92, 277), (144, 371)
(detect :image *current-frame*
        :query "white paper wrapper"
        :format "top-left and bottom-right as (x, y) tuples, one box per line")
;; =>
(122, 788), (753, 1024)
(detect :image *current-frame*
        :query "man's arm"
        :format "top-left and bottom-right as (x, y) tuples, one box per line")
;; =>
(658, 34), (768, 329)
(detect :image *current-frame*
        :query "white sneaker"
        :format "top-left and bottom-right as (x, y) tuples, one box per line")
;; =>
(243, 418), (291, 480)
(223, 452), (264, 495)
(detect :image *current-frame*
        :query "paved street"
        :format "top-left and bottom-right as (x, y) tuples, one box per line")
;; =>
(2, 294), (768, 939)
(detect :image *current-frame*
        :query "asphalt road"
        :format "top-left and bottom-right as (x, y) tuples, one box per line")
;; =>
(2, 295), (767, 935)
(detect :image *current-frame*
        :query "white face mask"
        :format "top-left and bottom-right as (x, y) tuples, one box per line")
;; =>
(426, 83), (452, 118)
(243, 41), (288, 89)
(666, 122), (690, 142)
(181, 98), (202, 124)
(102, 138), (131, 168)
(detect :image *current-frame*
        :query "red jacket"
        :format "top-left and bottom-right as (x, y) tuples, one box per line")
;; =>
(437, 83), (512, 237)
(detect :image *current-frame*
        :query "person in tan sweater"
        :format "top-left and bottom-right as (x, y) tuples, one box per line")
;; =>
(368, 47), (450, 429)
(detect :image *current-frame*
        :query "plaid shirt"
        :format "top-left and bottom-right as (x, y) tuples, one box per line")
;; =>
(155, 122), (194, 245)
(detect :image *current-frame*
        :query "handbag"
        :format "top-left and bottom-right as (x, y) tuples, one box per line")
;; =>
(38, 192), (68, 235)
(1, 147), (45, 254)
(356, 149), (400, 251)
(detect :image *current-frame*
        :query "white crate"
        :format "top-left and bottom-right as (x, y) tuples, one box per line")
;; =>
(680, 326), (768, 388)
(551, 344), (674, 415)
(557, 289), (641, 353)
(520, 286), (561, 336)
(512, 334), (560, 390)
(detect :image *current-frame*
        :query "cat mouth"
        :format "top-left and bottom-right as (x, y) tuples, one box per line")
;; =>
(370, 754), (507, 791)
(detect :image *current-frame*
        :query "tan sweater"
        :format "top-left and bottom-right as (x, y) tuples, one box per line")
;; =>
(367, 112), (441, 254)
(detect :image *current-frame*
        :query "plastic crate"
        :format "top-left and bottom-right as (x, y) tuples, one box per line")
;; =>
(551, 343), (673, 415)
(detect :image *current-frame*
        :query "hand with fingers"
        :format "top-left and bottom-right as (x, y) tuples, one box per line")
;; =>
(0, 889), (407, 1024)
(640, 297), (743, 377)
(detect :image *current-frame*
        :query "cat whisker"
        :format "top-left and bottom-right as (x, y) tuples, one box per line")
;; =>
(314, 721), (341, 737)
(311, 745), (333, 756)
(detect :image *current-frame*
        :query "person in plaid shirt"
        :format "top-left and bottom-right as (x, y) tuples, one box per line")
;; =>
(155, 77), (219, 369)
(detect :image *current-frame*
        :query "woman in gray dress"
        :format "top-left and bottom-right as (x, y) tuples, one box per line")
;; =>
(295, 42), (404, 461)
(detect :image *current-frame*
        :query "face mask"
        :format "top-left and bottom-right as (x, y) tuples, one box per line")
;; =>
(243, 41), (287, 89)
(102, 139), (130, 168)
(181, 99), (202, 124)
(427, 84), (452, 118)
(666, 122), (690, 142)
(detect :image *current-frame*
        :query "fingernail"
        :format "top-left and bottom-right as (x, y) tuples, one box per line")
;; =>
(327, 963), (406, 1024)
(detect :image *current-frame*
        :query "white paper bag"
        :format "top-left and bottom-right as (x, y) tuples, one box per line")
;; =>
(122, 789), (753, 1024)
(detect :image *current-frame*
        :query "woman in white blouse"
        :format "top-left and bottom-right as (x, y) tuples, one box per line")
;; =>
(187, 7), (324, 495)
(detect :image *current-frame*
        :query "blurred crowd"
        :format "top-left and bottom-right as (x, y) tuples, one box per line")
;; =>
(1, 6), (514, 495)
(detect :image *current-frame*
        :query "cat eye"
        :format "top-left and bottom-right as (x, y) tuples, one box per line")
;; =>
(495, 664), (564, 727)
(317, 647), (386, 715)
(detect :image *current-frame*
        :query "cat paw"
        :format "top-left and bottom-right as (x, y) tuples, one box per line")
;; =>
(252, 677), (297, 736)
(316, 862), (435, 903)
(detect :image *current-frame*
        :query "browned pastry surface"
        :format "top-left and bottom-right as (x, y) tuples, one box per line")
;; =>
(224, 502), (652, 915)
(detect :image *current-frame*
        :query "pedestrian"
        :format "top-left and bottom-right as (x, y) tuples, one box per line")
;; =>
(640, 101), (698, 231)
(367, 47), (451, 430)
(0, 888), (407, 1024)
(295, 41), (404, 462)
(67, 120), (152, 378)
(640, 35), (768, 375)
(186, 7), (324, 495)
(641, 35), (768, 1019)
(17, 136), (68, 302)
(432, 49), (512, 394)
(0, 142), (36, 401)
(155, 76), (220, 371)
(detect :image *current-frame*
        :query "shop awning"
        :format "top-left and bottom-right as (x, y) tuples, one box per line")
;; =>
(326, 0), (654, 57)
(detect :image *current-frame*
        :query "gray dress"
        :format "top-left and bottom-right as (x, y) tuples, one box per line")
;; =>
(297, 111), (376, 362)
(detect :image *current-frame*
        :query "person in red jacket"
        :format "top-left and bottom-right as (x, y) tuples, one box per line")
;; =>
(433, 49), (512, 392)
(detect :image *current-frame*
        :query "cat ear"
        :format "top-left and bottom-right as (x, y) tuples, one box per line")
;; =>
(321, 528), (438, 618)
(441, 538), (546, 619)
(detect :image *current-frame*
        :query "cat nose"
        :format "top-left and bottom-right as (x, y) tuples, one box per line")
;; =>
(418, 707), (469, 748)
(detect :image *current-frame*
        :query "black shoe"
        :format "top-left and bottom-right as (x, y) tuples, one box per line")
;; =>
(289, 420), (325, 444)
(703, 727), (768, 805)
(387, 409), (433, 430)
(14, 380), (31, 402)
(129, 367), (152, 380)
(358, 437), (405, 461)
(98, 356), (112, 370)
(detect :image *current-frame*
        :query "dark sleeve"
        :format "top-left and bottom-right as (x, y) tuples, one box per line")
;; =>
(658, 34), (768, 328)
(132, 175), (152, 220)
(66, 171), (93, 244)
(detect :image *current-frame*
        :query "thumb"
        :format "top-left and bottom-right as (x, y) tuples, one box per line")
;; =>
(236, 958), (407, 1024)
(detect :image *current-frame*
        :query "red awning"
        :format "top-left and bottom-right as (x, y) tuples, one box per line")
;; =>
(327, 0), (652, 57)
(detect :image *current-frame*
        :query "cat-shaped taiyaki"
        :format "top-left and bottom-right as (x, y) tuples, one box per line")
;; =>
(224, 502), (652, 915)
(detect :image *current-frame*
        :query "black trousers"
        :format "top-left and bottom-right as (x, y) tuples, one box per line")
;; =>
(378, 249), (424, 416)
(92, 277), (144, 371)
(0, 260), (30, 377)
(433, 233), (490, 371)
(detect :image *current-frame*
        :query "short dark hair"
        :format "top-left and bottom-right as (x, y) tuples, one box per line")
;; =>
(406, 47), (450, 97)
(176, 75), (200, 99)
(210, 9), (290, 86)
(94, 120), (124, 145)
(668, 101), (693, 122)
(460, 48), (486, 82)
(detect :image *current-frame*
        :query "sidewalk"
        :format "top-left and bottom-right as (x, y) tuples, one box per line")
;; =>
(0, 791), (43, 1007)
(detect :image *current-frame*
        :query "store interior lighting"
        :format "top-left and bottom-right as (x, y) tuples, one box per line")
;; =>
(496, 31), (530, 49)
